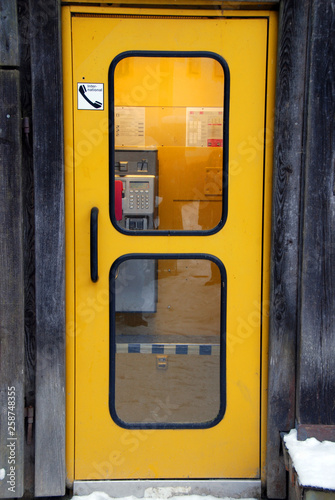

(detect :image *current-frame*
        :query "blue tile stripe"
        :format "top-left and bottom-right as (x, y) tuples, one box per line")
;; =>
(116, 343), (220, 355)
(175, 344), (188, 355)
(128, 343), (140, 353)
(199, 345), (212, 355)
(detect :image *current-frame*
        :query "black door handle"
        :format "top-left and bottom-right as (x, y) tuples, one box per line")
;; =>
(90, 207), (99, 282)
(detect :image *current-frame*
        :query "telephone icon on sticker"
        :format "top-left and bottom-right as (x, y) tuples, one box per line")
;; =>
(77, 83), (104, 110)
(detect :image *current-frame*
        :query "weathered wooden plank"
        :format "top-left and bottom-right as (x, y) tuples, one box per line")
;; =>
(0, 70), (25, 499)
(297, 424), (335, 442)
(266, 0), (310, 497)
(282, 436), (306, 500)
(17, 0), (35, 414)
(62, 0), (279, 5)
(297, 0), (335, 428)
(17, 0), (36, 496)
(0, 0), (19, 67)
(29, 0), (66, 496)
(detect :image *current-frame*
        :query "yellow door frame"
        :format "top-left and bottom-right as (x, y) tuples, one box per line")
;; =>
(62, 3), (277, 488)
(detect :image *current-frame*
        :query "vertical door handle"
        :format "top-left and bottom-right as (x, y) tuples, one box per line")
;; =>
(90, 207), (99, 282)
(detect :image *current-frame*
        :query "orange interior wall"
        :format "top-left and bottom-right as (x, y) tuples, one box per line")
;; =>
(114, 56), (224, 230)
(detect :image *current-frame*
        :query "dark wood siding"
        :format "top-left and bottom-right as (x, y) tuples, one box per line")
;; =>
(267, 0), (335, 497)
(0, 2), (25, 496)
(29, 0), (66, 496)
(266, 0), (310, 495)
(297, 0), (335, 427)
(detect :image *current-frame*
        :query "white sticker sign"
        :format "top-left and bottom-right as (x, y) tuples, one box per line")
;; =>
(77, 83), (104, 110)
(115, 107), (145, 147)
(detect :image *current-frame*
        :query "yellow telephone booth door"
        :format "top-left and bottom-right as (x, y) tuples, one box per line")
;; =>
(63, 6), (277, 487)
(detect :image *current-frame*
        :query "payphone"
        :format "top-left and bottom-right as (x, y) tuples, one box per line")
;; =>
(115, 149), (158, 231)
(117, 175), (155, 230)
(114, 149), (158, 312)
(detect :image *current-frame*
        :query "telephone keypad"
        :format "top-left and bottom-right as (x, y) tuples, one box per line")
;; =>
(128, 188), (151, 212)
(117, 175), (155, 218)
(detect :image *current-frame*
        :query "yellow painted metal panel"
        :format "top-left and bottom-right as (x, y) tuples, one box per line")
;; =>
(63, 7), (277, 482)
(62, 6), (76, 485)
(260, 12), (277, 484)
(66, 4), (278, 19)
(65, 1), (279, 10)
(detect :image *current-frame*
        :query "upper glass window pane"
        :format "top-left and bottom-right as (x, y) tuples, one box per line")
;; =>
(110, 53), (229, 234)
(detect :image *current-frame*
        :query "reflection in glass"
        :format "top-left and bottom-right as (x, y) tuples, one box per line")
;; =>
(111, 258), (225, 427)
(112, 56), (226, 232)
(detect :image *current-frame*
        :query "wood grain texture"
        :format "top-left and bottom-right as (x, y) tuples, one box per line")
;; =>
(266, 0), (310, 497)
(297, 424), (335, 442)
(0, 69), (25, 499)
(29, 0), (66, 496)
(17, 0), (36, 409)
(0, 0), (19, 67)
(61, 0), (279, 5)
(17, 0), (36, 496)
(297, 0), (335, 427)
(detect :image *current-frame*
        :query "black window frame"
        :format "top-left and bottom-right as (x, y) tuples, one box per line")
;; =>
(109, 253), (227, 430)
(108, 50), (230, 236)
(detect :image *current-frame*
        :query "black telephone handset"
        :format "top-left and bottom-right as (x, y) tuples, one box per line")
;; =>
(79, 85), (102, 109)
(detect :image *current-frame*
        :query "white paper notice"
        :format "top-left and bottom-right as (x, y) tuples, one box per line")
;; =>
(186, 107), (223, 147)
(115, 107), (145, 147)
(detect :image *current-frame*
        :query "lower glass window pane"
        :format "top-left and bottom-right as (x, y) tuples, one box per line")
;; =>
(110, 256), (226, 428)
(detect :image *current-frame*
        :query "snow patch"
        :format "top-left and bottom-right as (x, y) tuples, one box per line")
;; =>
(284, 429), (335, 490)
(0, 469), (5, 481)
(144, 488), (191, 498)
(72, 493), (257, 500)
(72, 494), (115, 500)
